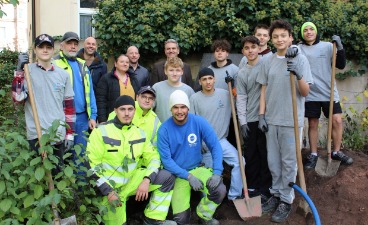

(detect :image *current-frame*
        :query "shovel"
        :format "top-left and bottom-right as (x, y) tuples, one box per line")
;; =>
(226, 72), (261, 220)
(24, 64), (78, 225)
(289, 73), (311, 217)
(315, 42), (341, 177)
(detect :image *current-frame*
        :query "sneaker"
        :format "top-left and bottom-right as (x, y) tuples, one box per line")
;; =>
(260, 194), (271, 205)
(143, 217), (177, 225)
(200, 218), (220, 225)
(304, 154), (318, 169)
(271, 201), (292, 223)
(262, 195), (280, 213)
(331, 151), (353, 165)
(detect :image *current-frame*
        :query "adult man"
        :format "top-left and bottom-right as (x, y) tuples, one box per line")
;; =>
(190, 68), (244, 202)
(257, 19), (313, 223)
(152, 57), (194, 123)
(236, 36), (272, 201)
(108, 86), (161, 147)
(12, 34), (75, 176)
(77, 36), (108, 92)
(150, 39), (193, 88)
(53, 31), (97, 156)
(239, 24), (273, 69)
(297, 22), (353, 169)
(126, 45), (150, 87)
(87, 95), (176, 225)
(158, 90), (226, 225)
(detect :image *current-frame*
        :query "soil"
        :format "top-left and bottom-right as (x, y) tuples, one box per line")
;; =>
(126, 149), (368, 225)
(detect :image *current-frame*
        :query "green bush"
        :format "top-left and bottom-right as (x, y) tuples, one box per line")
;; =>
(0, 49), (20, 125)
(0, 120), (106, 224)
(94, 0), (368, 65)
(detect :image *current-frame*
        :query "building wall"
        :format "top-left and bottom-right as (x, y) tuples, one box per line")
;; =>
(0, 0), (28, 51)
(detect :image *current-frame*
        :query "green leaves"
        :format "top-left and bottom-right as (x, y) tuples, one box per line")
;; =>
(34, 167), (45, 181)
(0, 198), (12, 212)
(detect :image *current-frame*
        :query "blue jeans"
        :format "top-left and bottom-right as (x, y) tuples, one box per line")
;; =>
(202, 138), (245, 200)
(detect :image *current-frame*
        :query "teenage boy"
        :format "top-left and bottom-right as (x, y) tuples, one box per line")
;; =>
(297, 22), (353, 169)
(239, 24), (273, 69)
(158, 90), (226, 225)
(12, 34), (76, 176)
(236, 36), (272, 201)
(257, 19), (313, 223)
(152, 57), (194, 123)
(190, 67), (244, 201)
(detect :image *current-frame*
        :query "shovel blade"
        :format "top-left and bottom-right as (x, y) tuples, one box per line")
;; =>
(233, 196), (262, 220)
(315, 157), (341, 177)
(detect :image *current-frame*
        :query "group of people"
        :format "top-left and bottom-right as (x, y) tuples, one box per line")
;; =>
(12, 18), (353, 225)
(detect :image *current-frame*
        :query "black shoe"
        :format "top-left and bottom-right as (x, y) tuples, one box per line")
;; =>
(260, 194), (271, 205)
(262, 195), (280, 213)
(200, 218), (220, 225)
(143, 216), (177, 225)
(331, 151), (353, 165)
(271, 201), (292, 223)
(304, 154), (318, 169)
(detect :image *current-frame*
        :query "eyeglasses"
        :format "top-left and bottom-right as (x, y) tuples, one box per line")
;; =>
(140, 95), (155, 101)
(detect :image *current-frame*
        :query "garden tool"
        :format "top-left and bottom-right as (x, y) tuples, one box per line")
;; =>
(315, 42), (341, 177)
(226, 71), (261, 220)
(24, 64), (77, 225)
(289, 72), (312, 218)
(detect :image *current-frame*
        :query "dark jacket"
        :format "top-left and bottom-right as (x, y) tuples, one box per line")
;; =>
(96, 69), (140, 122)
(150, 60), (194, 88)
(77, 48), (108, 91)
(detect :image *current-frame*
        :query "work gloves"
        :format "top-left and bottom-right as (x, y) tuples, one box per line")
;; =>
(285, 45), (299, 58)
(287, 59), (303, 80)
(206, 174), (222, 190)
(188, 174), (203, 191)
(17, 53), (29, 71)
(241, 124), (250, 139)
(64, 140), (74, 152)
(224, 75), (234, 84)
(332, 35), (343, 50)
(258, 114), (268, 132)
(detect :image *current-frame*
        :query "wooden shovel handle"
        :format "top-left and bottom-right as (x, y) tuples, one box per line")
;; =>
(290, 73), (307, 193)
(226, 75), (249, 199)
(327, 43), (337, 161)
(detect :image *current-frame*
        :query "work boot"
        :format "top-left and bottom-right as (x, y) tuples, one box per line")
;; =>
(271, 201), (292, 223)
(143, 216), (177, 225)
(331, 151), (353, 165)
(200, 218), (220, 225)
(304, 154), (318, 169)
(262, 195), (280, 213)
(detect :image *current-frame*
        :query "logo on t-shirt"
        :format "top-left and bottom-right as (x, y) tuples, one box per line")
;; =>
(187, 133), (197, 147)
(217, 100), (224, 109)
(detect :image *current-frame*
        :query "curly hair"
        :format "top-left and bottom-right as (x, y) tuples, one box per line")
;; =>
(164, 56), (184, 70)
(211, 39), (231, 52)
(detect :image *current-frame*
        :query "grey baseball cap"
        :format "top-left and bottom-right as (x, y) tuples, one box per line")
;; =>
(61, 31), (80, 42)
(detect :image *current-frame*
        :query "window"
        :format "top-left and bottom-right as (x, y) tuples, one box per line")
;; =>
(79, 0), (97, 39)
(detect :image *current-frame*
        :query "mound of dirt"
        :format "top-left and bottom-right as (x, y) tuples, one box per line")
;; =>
(126, 149), (368, 225)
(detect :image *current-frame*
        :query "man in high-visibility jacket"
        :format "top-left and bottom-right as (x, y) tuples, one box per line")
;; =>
(108, 86), (161, 149)
(87, 95), (176, 225)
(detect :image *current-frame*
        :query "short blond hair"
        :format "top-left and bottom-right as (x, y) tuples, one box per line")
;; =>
(164, 56), (184, 70)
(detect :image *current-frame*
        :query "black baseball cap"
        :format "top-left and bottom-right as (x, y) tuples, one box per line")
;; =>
(34, 34), (54, 47)
(61, 31), (80, 42)
(137, 86), (156, 97)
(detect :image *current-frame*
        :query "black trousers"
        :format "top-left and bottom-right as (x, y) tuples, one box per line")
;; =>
(243, 121), (272, 195)
(28, 139), (65, 177)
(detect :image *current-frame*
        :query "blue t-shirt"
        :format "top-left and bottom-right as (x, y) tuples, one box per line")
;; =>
(157, 113), (223, 179)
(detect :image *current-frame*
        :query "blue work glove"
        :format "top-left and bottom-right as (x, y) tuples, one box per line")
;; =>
(188, 174), (203, 191)
(332, 35), (343, 50)
(287, 60), (303, 80)
(285, 45), (299, 58)
(241, 124), (250, 139)
(206, 174), (222, 190)
(258, 114), (268, 132)
(64, 140), (74, 152)
(17, 53), (29, 71)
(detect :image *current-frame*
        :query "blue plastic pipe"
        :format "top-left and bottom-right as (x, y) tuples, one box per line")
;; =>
(289, 182), (321, 225)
